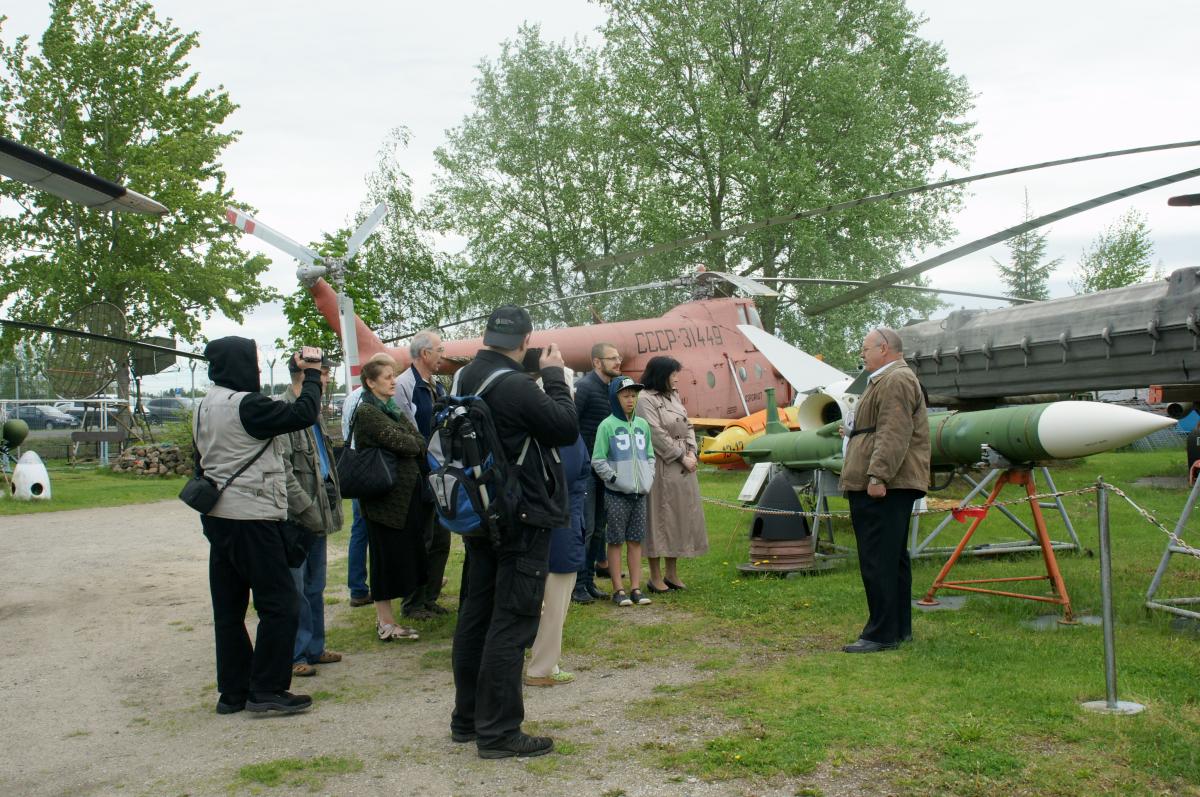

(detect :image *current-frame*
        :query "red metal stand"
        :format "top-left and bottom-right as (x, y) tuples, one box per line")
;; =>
(917, 469), (1075, 623)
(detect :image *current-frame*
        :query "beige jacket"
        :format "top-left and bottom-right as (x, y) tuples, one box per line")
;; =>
(839, 362), (930, 493)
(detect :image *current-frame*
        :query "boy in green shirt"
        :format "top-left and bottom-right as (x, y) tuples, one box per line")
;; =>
(591, 376), (656, 606)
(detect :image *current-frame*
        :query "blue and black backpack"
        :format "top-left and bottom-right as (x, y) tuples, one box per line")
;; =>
(426, 368), (530, 541)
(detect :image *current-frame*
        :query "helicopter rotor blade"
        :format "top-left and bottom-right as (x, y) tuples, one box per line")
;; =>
(575, 139), (1200, 273)
(767, 277), (1035, 305)
(0, 318), (206, 360)
(345, 202), (389, 260)
(224, 207), (322, 267)
(805, 166), (1200, 316)
(382, 278), (680, 344)
(706, 271), (778, 297)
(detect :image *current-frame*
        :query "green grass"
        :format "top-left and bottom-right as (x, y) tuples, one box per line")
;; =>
(0, 466), (182, 514)
(234, 755), (362, 790)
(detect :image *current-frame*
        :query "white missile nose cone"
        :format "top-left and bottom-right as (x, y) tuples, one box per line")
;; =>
(11, 450), (52, 500)
(1037, 402), (1177, 459)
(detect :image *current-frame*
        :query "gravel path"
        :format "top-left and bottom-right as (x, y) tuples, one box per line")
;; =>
(0, 501), (872, 797)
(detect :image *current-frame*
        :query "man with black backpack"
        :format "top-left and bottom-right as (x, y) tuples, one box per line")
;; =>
(448, 304), (578, 759)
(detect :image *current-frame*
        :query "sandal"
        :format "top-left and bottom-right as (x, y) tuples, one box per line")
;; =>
(378, 622), (421, 641)
(292, 662), (317, 677)
(315, 650), (342, 664)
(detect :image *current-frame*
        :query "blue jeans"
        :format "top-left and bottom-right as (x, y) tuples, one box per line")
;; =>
(347, 500), (369, 599)
(291, 533), (328, 664)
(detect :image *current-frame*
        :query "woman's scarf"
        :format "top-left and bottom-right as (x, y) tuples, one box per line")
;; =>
(361, 386), (406, 424)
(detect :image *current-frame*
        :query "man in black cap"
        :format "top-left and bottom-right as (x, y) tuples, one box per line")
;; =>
(449, 304), (579, 759)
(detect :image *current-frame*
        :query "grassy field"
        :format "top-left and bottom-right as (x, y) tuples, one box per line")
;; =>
(7, 451), (1200, 794)
(324, 449), (1200, 795)
(0, 465), (182, 514)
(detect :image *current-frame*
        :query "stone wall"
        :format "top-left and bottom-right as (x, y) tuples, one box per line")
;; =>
(111, 444), (190, 476)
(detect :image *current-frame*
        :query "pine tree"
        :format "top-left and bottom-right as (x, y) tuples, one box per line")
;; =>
(991, 191), (1060, 302)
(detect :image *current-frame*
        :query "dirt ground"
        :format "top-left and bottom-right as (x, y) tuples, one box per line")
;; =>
(0, 501), (873, 797)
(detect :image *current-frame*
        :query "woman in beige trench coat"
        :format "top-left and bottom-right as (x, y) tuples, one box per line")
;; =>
(636, 356), (708, 591)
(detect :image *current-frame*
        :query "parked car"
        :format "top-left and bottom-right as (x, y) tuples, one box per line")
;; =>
(12, 405), (82, 430)
(53, 401), (122, 428)
(144, 397), (194, 424)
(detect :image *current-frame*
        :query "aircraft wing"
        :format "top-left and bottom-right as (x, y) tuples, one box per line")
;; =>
(690, 417), (736, 431)
(0, 136), (168, 215)
(737, 324), (847, 393)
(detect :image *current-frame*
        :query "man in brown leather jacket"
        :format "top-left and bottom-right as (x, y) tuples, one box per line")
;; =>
(839, 327), (930, 653)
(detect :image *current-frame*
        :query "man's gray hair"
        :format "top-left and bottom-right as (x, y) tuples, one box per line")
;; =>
(409, 329), (441, 359)
(873, 327), (904, 354)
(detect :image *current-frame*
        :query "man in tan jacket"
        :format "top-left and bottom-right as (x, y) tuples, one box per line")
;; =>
(839, 328), (930, 653)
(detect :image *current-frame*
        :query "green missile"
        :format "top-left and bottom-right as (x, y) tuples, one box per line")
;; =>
(740, 397), (1175, 471)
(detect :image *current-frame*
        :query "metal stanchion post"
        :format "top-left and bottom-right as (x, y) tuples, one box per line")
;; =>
(1082, 478), (1145, 715)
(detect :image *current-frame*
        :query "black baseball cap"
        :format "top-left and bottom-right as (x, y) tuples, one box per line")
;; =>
(483, 304), (534, 349)
(612, 376), (644, 393)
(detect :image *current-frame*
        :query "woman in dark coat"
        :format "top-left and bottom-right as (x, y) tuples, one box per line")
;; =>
(352, 355), (429, 641)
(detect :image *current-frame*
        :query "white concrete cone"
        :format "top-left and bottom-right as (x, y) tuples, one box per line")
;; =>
(11, 450), (51, 500)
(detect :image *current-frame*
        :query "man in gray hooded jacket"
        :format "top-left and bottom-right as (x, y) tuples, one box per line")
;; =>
(194, 336), (324, 716)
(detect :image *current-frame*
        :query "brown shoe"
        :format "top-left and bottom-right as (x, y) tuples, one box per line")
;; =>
(292, 662), (317, 677)
(314, 650), (342, 664)
(524, 670), (575, 687)
(349, 593), (373, 607)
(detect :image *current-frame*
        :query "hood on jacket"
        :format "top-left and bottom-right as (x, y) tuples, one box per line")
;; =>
(608, 376), (644, 420)
(205, 336), (261, 393)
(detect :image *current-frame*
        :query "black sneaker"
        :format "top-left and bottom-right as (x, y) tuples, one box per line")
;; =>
(570, 586), (594, 604)
(246, 690), (313, 714)
(216, 693), (247, 715)
(586, 583), (610, 600)
(477, 732), (554, 759)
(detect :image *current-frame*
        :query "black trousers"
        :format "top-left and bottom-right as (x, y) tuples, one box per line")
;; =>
(402, 501), (451, 613)
(451, 525), (550, 748)
(848, 489), (921, 645)
(201, 515), (299, 696)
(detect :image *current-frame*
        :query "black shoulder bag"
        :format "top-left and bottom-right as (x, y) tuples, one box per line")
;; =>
(335, 407), (399, 499)
(179, 408), (272, 514)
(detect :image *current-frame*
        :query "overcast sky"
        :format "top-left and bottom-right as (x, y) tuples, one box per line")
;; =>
(4, 1), (1199, 389)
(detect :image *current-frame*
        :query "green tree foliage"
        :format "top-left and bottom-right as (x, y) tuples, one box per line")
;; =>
(430, 26), (658, 329)
(991, 190), (1060, 302)
(432, 1), (975, 365)
(600, 0), (973, 364)
(1070, 210), (1155, 294)
(281, 128), (463, 352)
(0, 1), (274, 370)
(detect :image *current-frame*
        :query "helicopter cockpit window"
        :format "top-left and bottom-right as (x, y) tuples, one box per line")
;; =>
(738, 366), (748, 382)
(737, 305), (749, 325)
(746, 305), (763, 329)
(706, 371), (716, 388)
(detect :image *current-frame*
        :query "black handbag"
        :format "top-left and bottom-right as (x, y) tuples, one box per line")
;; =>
(336, 411), (398, 499)
(179, 406), (272, 513)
